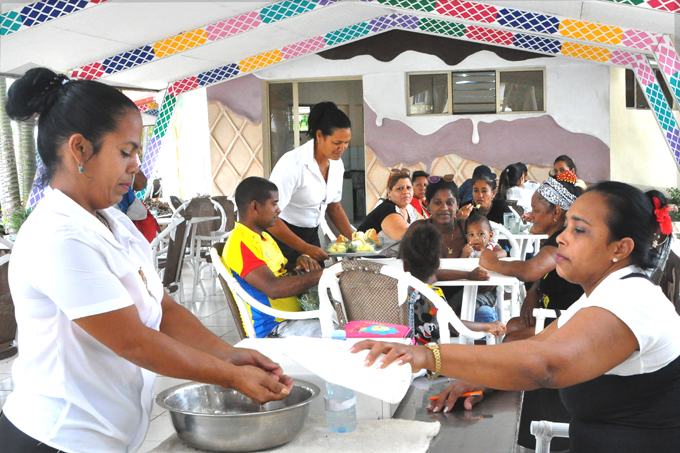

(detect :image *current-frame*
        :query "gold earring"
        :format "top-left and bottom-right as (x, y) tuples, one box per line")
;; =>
(612, 258), (618, 263)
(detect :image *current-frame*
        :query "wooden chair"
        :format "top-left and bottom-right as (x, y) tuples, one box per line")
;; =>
(210, 243), (331, 338)
(0, 252), (17, 362)
(317, 260), (494, 344)
(211, 243), (247, 341)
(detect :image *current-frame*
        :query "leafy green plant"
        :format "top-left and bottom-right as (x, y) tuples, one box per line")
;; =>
(667, 187), (680, 221)
(2, 203), (33, 234)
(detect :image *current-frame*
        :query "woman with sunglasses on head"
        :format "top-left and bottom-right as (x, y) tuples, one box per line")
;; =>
(353, 181), (680, 452)
(410, 170), (430, 219)
(0, 68), (293, 453)
(358, 169), (422, 241)
(269, 102), (355, 264)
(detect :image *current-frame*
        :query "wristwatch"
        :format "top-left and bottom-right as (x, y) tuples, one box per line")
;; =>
(424, 342), (441, 379)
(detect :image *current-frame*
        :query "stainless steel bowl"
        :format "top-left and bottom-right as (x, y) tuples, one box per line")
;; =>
(155, 380), (320, 452)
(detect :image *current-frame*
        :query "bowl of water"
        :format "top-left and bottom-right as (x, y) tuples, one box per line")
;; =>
(156, 380), (320, 452)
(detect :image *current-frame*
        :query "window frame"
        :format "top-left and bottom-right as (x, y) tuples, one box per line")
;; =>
(406, 67), (546, 116)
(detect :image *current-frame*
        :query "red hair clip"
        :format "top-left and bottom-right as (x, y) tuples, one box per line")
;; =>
(653, 197), (672, 236)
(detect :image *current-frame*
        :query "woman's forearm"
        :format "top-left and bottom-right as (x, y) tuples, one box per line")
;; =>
(268, 217), (310, 253)
(326, 202), (354, 238)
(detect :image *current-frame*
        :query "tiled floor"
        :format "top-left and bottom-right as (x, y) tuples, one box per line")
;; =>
(0, 265), (242, 453)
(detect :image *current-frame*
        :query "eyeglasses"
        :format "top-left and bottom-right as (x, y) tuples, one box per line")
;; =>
(428, 174), (455, 184)
(390, 168), (411, 175)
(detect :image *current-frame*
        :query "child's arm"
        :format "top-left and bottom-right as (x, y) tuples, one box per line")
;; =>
(461, 320), (507, 338)
(460, 243), (474, 258)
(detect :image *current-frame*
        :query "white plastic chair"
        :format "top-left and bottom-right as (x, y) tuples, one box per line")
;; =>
(317, 261), (496, 344)
(531, 421), (570, 453)
(209, 246), (331, 338)
(489, 221), (521, 259)
(533, 308), (559, 334)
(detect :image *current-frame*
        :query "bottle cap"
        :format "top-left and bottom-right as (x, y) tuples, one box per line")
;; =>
(331, 330), (347, 341)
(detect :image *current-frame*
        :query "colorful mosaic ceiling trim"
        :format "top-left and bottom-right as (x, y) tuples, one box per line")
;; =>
(599, 0), (678, 13)
(69, 0), (328, 80)
(68, 0), (671, 81)
(632, 55), (680, 165)
(1, 0), (107, 37)
(373, 0), (666, 53)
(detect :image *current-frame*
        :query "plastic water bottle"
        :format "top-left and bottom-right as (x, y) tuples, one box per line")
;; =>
(325, 382), (357, 433)
(325, 330), (357, 433)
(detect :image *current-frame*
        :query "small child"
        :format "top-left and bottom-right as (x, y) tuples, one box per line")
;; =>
(461, 212), (507, 259)
(400, 223), (506, 344)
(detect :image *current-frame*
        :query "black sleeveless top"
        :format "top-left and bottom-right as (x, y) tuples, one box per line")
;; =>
(559, 273), (680, 452)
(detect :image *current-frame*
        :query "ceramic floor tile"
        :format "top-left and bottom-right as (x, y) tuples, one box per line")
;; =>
(154, 376), (190, 394)
(151, 400), (167, 418)
(144, 413), (176, 442)
(200, 315), (234, 327)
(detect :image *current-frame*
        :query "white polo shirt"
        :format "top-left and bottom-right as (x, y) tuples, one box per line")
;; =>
(4, 188), (164, 453)
(269, 140), (344, 229)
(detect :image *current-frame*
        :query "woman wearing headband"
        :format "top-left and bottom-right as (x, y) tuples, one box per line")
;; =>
(358, 169), (422, 241)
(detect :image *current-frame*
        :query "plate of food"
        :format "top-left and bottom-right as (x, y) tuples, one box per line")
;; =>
(326, 229), (394, 257)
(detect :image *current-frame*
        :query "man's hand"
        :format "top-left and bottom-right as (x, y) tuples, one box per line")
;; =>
(296, 255), (321, 272)
(478, 248), (499, 270)
(467, 267), (489, 281)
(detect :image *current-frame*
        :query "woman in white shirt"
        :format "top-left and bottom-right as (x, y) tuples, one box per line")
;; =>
(0, 68), (292, 453)
(269, 102), (354, 264)
(497, 162), (535, 214)
(353, 181), (680, 452)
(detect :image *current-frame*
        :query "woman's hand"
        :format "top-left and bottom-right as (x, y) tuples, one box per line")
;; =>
(295, 255), (321, 272)
(467, 267), (489, 281)
(349, 340), (432, 373)
(520, 289), (542, 328)
(478, 248), (499, 270)
(483, 321), (507, 338)
(428, 381), (487, 413)
(301, 244), (328, 262)
(461, 243), (474, 258)
(229, 365), (293, 405)
(456, 204), (473, 219)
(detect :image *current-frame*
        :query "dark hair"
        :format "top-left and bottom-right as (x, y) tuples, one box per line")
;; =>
(306, 101), (351, 140)
(472, 164), (495, 179)
(5, 67), (138, 186)
(471, 173), (498, 192)
(235, 177), (278, 215)
(412, 170), (429, 182)
(387, 172), (411, 191)
(400, 223), (441, 282)
(586, 181), (665, 270)
(425, 179), (459, 204)
(497, 163), (524, 201)
(536, 176), (582, 211)
(554, 155), (576, 173)
(464, 212), (491, 234)
(515, 162), (528, 174)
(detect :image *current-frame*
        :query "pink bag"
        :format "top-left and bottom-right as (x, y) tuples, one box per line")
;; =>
(344, 321), (411, 338)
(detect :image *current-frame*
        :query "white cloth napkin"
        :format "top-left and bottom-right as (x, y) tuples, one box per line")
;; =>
(281, 337), (413, 404)
(150, 415), (440, 453)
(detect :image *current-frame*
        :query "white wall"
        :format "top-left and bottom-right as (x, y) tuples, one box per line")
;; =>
(609, 67), (679, 190)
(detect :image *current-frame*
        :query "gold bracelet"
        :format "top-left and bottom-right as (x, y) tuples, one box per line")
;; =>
(425, 342), (441, 379)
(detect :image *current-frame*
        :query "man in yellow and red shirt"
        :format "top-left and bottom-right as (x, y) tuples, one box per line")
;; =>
(222, 177), (322, 337)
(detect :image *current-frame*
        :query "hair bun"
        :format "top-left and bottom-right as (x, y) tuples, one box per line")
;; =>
(6, 67), (70, 121)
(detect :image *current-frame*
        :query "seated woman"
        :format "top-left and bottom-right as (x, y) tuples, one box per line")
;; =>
(410, 170), (430, 219)
(405, 178), (490, 307)
(459, 173), (512, 226)
(553, 154), (586, 191)
(358, 170), (421, 240)
(480, 172), (583, 340)
(401, 223), (506, 344)
(354, 181), (680, 452)
(498, 163), (535, 214)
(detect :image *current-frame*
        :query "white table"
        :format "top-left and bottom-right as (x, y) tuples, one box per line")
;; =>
(365, 258), (520, 324)
(512, 233), (548, 259)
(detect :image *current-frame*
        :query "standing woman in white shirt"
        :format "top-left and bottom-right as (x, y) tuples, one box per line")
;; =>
(269, 102), (354, 264)
(0, 68), (293, 453)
